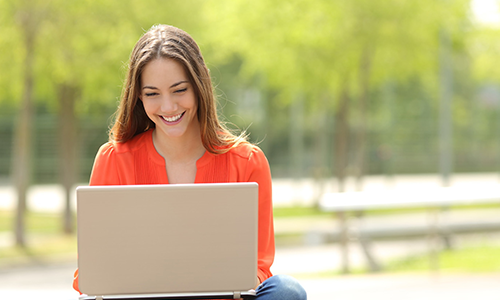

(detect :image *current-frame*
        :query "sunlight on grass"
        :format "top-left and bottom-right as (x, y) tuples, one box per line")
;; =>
(293, 243), (500, 279)
(0, 210), (77, 267)
(273, 206), (331, 218)
(386, 243), (500, 273)
(0, 210), (74, 233)
(0, 210), (12, 232)
(273, 204), (500, 219)
(0, 234), (77, 267)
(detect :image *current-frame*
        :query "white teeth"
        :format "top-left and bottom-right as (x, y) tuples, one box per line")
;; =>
(161, 112), (183, 122)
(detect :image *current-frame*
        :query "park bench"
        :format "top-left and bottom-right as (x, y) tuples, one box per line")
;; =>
(319, 185), (500, 273)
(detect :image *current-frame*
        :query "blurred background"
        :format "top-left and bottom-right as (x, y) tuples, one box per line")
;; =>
(1, 0), (500, 299)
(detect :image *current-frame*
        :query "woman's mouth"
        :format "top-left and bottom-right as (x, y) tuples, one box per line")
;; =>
(161, 111), (185, 124)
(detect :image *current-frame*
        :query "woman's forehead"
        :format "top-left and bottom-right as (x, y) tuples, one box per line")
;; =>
(141, 58), (189, 88)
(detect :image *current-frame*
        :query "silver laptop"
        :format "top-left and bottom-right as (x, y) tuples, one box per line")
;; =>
(76, 183), (259, 300)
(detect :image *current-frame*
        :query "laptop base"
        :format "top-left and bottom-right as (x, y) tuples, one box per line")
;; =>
(79, 290), (257, 300)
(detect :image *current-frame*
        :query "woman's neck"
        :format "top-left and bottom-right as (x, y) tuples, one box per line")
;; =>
(152, 126), (206, 165)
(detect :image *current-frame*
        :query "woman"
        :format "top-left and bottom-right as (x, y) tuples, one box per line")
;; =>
(73, 24), (306, 300)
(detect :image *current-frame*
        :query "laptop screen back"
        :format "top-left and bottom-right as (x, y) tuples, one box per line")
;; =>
(77, 183), (258, 296)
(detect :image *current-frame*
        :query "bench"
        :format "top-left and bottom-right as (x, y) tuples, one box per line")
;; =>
(319, 185), (500, 273)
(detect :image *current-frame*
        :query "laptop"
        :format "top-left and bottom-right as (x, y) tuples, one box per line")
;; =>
(76, 182), (259, 300)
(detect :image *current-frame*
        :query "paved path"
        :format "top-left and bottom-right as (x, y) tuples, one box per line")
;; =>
(1, 253), (500, 300)
(0, 262), (76, 300)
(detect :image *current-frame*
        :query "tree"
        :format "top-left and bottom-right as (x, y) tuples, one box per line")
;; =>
(18, 0), (207, 234)
(5, 0), (48, 247)
(35, 0), (125, 234)
(202, 0), (471, 188)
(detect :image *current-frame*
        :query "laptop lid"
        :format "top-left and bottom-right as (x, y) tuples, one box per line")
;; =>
(77, 183), (258, 298)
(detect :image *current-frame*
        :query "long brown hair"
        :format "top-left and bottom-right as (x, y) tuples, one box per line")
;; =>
(110, 24), (247, 154)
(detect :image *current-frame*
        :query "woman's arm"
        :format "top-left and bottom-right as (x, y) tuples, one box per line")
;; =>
(245, 146), (275, 284)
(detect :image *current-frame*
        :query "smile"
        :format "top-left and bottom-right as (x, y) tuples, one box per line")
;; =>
(161, 112), (185, 123)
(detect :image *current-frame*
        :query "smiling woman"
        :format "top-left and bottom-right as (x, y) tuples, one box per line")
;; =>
(109, 25), (245, 155)
(71, 24), (306, 300)
(139, 58), (204, 183)
(140, 59), (200, 146)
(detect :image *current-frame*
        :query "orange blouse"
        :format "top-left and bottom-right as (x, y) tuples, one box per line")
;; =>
(73, 129), (275, 293)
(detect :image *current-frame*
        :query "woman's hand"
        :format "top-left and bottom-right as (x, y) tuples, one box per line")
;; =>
(254, 277), (261, 290)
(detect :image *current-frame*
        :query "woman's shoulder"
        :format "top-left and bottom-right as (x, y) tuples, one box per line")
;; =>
(226, 142), (267, 161)
(98, 130), (152, 156)
(225, 143), (271, 181)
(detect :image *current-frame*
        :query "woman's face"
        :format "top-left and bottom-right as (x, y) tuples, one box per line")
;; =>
(140, 58), (199, 140)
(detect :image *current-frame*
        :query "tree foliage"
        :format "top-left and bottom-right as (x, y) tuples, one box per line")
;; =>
(1, 0), (500, 239)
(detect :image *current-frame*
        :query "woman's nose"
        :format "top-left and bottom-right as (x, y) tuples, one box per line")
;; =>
(160, 95), (178, 112)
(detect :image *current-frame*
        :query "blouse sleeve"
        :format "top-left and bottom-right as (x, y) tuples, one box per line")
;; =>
(73, 142), (122, 294)
(244, 146), (275, 283)
(89, 142), (122, 186)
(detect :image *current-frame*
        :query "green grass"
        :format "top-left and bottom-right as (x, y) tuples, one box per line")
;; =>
(361, 203), (500, 217)
(0, 235), (77, 266)
(0, 210), (71, 233)
(0, 210), (77, 267)
(273, 206), (332, 218)
(0, 210), (12, 232)
(293, 243), (500, 279)
(273, 203), (500, 219)
(386, 243), (500, 273)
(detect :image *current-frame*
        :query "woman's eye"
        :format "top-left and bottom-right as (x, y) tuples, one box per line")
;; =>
(145, 92), (158, 97)
(174, 88), (187, 94)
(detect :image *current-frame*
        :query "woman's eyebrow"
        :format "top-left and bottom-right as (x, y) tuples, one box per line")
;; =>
(142, 80), (188, 90)
(170, 80), (188, 88)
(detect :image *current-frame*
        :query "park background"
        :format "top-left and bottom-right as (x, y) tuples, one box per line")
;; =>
(1, 0), (500, 299)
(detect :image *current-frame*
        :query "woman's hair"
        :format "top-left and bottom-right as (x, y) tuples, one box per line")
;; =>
(110, 24), (247, 154)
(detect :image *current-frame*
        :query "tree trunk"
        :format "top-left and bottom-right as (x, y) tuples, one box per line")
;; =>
(439, 29), (453, 187)
(58, 84), (79, 234)
(312, 93), (331, 207)
(12, 8), (37, 247)
(12, 73), (33, 247)
(334, 85), (350, 193)
(382, 82), (396, 187)
(334, 84), (351, 274)
(353, 47), (372, 191)
(289, 94), (304, 179)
